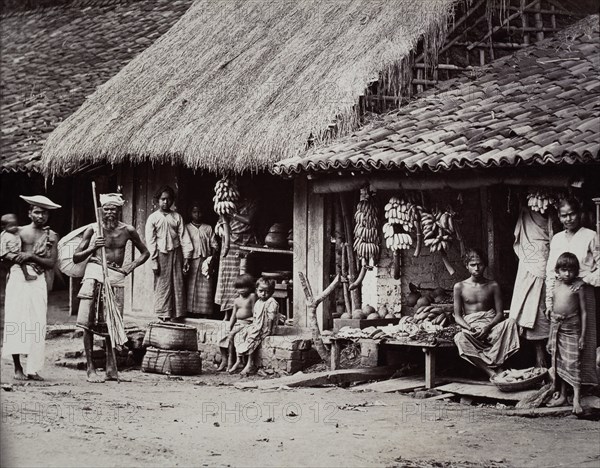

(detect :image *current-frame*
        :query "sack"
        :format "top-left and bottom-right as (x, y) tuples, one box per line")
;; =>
(57, 223), (94, 278)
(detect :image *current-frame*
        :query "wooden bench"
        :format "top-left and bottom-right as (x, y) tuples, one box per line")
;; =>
(324, 335), (455, 389)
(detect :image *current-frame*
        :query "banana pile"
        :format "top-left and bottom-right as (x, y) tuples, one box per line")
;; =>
(213, 177), (239, 216)
(353, 189), (380, 265)
(383, 197), (415, 251)
(527, 189), (556, 214)
(421, 209), (455, 253)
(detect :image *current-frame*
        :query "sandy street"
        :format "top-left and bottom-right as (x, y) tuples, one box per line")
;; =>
(1, 336), (599, 468)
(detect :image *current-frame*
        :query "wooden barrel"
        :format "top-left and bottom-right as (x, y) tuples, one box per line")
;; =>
(142, 347), (202, 375)
(143, 322), (198, 351)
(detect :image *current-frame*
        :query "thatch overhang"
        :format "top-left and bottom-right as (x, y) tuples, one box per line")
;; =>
(0, 0), (193, 174)
(273, 15), (600, 177)
(41, 0), (459, 176)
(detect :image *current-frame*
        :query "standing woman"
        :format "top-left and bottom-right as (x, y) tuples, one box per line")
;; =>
(184, 202), (219, 317)
(145, 186), (192, 321)
(545, 197), (599, 402)
(215, 190), (258, 320)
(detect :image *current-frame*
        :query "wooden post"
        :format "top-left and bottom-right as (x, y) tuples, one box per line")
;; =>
(534, 1), (544, 42)
(293, 178), (309, 327)
(423, 348), (436, 389)
(480, 187), (497, 279)
(339, 193), (361, 310)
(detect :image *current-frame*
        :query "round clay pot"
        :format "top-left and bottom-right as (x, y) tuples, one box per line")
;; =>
(265, 231), (288, 248)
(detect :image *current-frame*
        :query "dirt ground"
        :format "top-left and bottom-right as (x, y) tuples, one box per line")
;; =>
(1, 336), (599, 468)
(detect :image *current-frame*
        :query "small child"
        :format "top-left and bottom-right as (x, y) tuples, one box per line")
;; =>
(216, 274), (256, 372)
(230, 277), (279, 375)
(0, 214), (36, 281)
(546, 252), (587, 415)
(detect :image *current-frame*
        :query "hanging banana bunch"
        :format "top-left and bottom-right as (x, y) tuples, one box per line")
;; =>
(422, 208), (456, 253)
(353, 188), (380, 267)
(526, 188), (556, 215)
(213, 177), (239, 217)
(383, 197), (415, 251)
(213, 177), (239, 257)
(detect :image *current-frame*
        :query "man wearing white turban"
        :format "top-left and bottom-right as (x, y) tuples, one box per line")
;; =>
(73, 193), (149, 382)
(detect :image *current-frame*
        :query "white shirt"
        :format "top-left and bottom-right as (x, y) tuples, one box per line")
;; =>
(184, 223), (218, 259)
(545, 227), (599, 310)
(145, 211), (192, 263)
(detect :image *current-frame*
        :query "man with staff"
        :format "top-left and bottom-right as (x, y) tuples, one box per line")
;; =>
(73, 193), (149, 383)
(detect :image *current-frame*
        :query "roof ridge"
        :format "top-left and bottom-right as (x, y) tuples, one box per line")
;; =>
(0, 0), (149, 19)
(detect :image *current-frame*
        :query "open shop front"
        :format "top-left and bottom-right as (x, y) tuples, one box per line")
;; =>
(291, 166), (599, 395)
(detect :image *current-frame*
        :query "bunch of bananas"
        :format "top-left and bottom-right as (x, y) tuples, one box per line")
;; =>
(353, 189), (380, 265)
(527, 189), (556, 214)
(383, 196), (415, 251)
(213, 177), (239, 216)
(384, 197), (416, 232)
(421, 209), (455, 253)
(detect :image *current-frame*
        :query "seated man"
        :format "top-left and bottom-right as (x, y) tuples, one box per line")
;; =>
(453, 248), (520, 378)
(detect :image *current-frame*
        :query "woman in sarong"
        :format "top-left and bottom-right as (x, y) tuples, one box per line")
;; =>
(184, 202), (219, 316)
(454, 249), (520, 378)
(215, 191), (258, 319)
(145, 186), (192, 320)
(545, 198), (599, 405)
(509, 206), (552, 366)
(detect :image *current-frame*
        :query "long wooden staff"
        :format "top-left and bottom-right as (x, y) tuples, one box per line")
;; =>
(91, 181), (120, 381)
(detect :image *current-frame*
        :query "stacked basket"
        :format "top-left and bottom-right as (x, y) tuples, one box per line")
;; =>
(142, 322), (202, 375)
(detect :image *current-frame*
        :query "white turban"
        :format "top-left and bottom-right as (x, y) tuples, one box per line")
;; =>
(99, 193), (125, 207)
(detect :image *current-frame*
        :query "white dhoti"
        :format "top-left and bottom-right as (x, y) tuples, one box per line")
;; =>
(1, 265), (47, 375)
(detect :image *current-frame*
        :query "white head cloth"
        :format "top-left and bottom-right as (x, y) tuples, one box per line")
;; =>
(99, 193), (125, 207)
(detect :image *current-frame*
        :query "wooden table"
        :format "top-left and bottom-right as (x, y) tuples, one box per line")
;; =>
(325, 336), (455, 389)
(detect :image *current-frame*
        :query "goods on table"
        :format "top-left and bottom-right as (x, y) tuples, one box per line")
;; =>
(412, 305), (451, 327)
(353, 189), (380, 266)
(526, 189), (556, 215)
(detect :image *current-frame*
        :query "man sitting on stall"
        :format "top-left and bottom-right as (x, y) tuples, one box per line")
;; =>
(453, 248), (520, 378)
(74, 194), (150, 383)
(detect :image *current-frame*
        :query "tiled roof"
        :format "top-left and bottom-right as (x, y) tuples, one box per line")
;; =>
(274, 15), (600, 176)
(0, 0), (193, 173)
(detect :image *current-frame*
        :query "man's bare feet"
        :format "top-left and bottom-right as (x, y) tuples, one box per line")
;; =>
(572, 401), (584, 415)
(228, 360), (243, 374)
(27, 373), (44, 381)
(14, 370), (27, 381)
(547, 391), (567, 407)
(87, 370), (106, 383)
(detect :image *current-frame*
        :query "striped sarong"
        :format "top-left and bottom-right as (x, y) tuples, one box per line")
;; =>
(215, 243), (242, 312)
(186, 257), (214, 316)
(581, 285), (598, 385)
(454, 310), (520, 368)
(548, 314), (581, 387)
(154, 248), (185, 318)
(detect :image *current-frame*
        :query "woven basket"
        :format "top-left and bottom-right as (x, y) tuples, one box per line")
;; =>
(491, 368), (548, 393)
(142, 347), (202, 375)
(143, 322), (198, 351)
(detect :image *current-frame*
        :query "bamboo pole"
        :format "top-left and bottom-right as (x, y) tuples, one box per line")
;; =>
(338, 194), (361, 310)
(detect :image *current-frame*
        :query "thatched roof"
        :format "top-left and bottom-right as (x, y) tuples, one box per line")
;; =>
(42, 0), (456, 175)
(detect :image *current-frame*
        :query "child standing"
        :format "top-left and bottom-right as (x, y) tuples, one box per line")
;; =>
(1, 214), (37, 281)
(145, 186), (192, 321)
(546, 252), (588, 414)
(184, 202), (219, 317)
(230, 277), (279, 375)
(216, 274), (256, 372)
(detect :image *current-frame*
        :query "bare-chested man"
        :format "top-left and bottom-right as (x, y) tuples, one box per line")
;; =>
(73, 193), (149, 383)
(1, 195), (60, 381)
(453, 248), (520, 378)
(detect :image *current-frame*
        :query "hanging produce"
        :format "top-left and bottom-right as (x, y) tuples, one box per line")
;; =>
(213, 177), (239, 216)
(213, 177), (239, 257)
(526, 188), (556, 214)
(383, 196), (417, 280)
(421, 207), (457, 275)
(352, 188), (380, 267)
